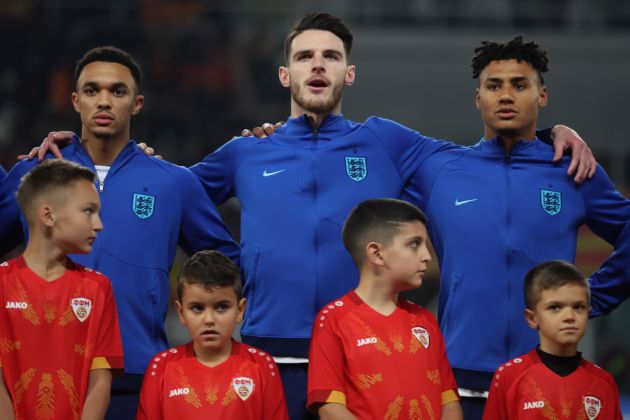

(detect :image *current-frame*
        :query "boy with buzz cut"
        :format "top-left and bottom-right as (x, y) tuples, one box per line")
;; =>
(136, 250), (288, 419)
(483, 261), (623, 420)
(0, 159), (123, 419)
(307, 198), (463, 419)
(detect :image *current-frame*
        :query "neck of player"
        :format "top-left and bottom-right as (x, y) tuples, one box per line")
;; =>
(194, 339), (233, 368)
(355, 274), (400, 316)
(80, 128), (130, 166)
(22, 237), (69, 281)
(488, 127), (537, 153)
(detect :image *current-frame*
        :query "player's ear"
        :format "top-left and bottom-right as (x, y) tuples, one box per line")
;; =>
(175, 300), (186, 325)
(237, 298), (247, 323)
(366, 241), (385, 266)
(40, 204), (55, 228)
(279, 66), (290, 88)
(524, 308), (538, 330)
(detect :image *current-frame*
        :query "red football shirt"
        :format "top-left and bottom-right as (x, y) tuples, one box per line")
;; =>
(308, 291), (459, 419)
(0, 256), (123, 419)
(484, 349), (622, 419)
(137, 340), (288, 420)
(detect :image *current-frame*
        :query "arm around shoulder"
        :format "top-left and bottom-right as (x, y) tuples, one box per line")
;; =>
(81, 369), (112, 420)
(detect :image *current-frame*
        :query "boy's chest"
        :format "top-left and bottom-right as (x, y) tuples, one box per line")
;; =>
(161, 361), (263, 416)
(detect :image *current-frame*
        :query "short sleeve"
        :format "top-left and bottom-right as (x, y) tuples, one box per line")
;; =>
(92, 278), (124, 371)
(136, 352), (166, 420)
(307, 311), (347, 411)
(260, 357), (289, 420)
(482, 369), (509, 420)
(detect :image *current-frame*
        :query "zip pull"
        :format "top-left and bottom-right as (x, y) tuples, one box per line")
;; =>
(504, 152), (511, 162)
(99, 180), (104, 192)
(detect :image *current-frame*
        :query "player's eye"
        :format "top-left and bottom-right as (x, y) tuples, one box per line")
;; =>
(84, 87), (96, 95)
(215, 302), (232, 312)
(113, 87), (127, 96)
(189, 305), (203, 313)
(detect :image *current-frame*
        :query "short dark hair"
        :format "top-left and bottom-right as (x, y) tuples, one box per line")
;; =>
(524, 260), (590, 309)
(74, 46), (143, 91)
(284, 12), (354, 63)
(471, 36), (549, 84)
(342, 198), (427, 266)
(177, 250), (242, 301)
(16, 159), (96, 220)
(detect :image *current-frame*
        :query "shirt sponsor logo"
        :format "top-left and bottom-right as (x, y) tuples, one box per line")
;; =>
(412, 326), (430, 348)
(232, 377), (255, 401)
(583, 395), (601, 419)
(5, 301), (27, 309)
(356, 337), (377, 347)
(263, 169), (286, 177)
(523, 401), (544, 410)
(168, 387), (190, 397)
(71, 298), (92, 322)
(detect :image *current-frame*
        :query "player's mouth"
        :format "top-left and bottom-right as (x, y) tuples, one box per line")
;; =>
(87, 236), (96, 245)
(307, 77), (329, 93)
(94, 113), (115, 126)
(560, 327), (579, 334)
(496, 108), (517, 119)
(201, 329), (219, 338)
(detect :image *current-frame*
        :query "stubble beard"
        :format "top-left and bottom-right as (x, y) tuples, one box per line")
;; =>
(291, 82), (343, 115)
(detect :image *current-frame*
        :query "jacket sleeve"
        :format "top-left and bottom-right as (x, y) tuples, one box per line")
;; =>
(580, 165), (630, 317)
(189, 138), (245, 206)
(0, 160), (36, 256)
(364, 117), (464, 186)
(176, 166), (240, 265)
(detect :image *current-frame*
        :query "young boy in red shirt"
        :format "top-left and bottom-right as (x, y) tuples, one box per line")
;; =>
(307, 198), (462, 419)
(136, 250), (288, 419)
(0, 159), (123, 419)
(483, 260), (622, 419)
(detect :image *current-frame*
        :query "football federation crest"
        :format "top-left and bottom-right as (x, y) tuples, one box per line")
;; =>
(541, 189), (561, 215)
(232, 377), (255, 401)
(583, 395), (601, 420)
(345, 157), (367, 182)
(71, 298), (92, 322)
(132, 193), (155, 219)
(412, 326), (430, 349)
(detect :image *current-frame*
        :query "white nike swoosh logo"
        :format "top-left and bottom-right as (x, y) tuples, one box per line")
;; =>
(263, 169), (286, 177)
(455, 198), (478, 206)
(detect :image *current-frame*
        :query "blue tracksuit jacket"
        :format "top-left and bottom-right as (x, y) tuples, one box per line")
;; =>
(403, 137), (630, 390)
(0, 137), (240, 374)
(190, 114), (458, 357)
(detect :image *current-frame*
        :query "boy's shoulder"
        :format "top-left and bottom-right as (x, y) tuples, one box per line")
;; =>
(234, 342), (280, 378)
(492, 350), (538, 385)
(580, 358), (618, 386)
(315, 292), (361, 323)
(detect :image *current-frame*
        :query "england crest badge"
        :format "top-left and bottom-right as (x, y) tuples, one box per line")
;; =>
(232, 377), (255, 401)
(583, 395), (601, 420)
(412, 326), (430, 349)
(132, 193), (155, 219)
(71, 298), (92, 322)
(541, 189), (561, 215)
(345, 156), (367, 182)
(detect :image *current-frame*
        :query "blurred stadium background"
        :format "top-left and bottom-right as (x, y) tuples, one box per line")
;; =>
(1, 0), (628, 412)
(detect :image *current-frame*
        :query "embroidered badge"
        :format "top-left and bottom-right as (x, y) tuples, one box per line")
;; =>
(412, 326), (430, 349)
(583, 395), (601, 420)
(71, 298), (92, 322)
(541, 189), (561, 215)
(132, 193), (155, 219)
(232, 377), (255, 401)
(345, 157), (367, 182)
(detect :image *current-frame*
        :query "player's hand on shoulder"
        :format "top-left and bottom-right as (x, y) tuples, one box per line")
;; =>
(551, 124), (596, 183)
(17, 130), (75, 161)
(137, 142), (162, 159)
(239, 121), (283, 139)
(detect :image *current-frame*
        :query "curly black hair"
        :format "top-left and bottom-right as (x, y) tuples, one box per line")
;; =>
(471, 36), (549, 84)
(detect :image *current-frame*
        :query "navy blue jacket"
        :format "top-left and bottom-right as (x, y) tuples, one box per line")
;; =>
(190, 114), (457, 357)
(404, 137), (630, 390)
(0, 137), (240, 373)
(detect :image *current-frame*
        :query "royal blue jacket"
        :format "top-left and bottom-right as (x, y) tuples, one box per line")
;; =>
(404, 137), (630, 390)
(0, 137), (240, 374)
(190, 114), (457, 357)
